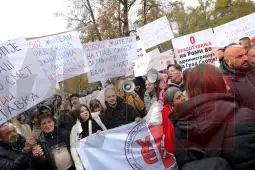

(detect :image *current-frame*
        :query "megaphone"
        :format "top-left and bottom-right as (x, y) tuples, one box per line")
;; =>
(122, 80), (135, 93)
(147, 68), (168, 84)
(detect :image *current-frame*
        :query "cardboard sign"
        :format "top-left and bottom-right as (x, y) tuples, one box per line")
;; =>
(172, 28), (219, 70)
(214, 13), (255, 47)
(27, 31), (88, 84)
(0, 38), (53, 125)
(137, 16), (174, 50)
(84, 36), (137, 83)
(137, 40), (147, 59)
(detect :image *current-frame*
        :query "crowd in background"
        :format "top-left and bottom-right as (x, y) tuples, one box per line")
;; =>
(0, 36), (255, 170)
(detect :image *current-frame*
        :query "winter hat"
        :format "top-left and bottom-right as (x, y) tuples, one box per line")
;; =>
(164, 87), (182, 105)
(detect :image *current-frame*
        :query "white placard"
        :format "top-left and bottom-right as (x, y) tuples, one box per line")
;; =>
(0, 38), (53, 125)
(137, 16), (174, 50)
(133, 49), (168, 77)
(161, 50), (175, 65)
(214, 13), (255, 47)
(77, 120), (176, 170)
(172, 28), (219, 70)
(137, 40), (147, 58)
(28, 31), (88, 84)
(84, 36), (137, 83)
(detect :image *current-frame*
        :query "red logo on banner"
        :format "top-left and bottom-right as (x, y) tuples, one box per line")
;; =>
(190, 36), (195, 44)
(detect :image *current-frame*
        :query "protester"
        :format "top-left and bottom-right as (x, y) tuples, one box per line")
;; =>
(133, 76), (146, 102)
(53, 94), (62, 113)
(144, 80), (157, 113)
(58, 99), (76, 132)
(103, 87), (139, 129)
(10, 116), (32, 138)
(0, 122), (37, 170)
(70, 104), (106, 170)
(248, 48), (255, 66)
(217, 48), (224, 62)
(167, 64), (185, 91)
(69, 93), (81, 110)
(162, 87), (186, 154)
(36, 112), (75, 170)
(221, 45), (255, 110)
(239, 37), (252, 51)
(170, 64), (255, 170)
(89, 99), (105, 119)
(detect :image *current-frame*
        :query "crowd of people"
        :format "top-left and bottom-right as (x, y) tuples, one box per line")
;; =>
(0, 36), (255, 170)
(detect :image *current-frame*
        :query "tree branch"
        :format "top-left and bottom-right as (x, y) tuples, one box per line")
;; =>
(119, 0), (124, 5)
(128, 0), (137, 10)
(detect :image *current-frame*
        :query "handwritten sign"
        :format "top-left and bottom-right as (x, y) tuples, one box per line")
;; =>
(214, 13), (255, 47)
(161, 50), (175, 65)
(28, 31), (88, 84)
(137, 16), (174, 50)
(137, 40), (147, 58)
(0, 38), (53, 125)
(172, 28), (219, 70)
(133, 49), (168, 77)
(84, 36), (136, 83)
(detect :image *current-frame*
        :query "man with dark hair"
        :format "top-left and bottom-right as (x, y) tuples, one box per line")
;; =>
(239, 37), (252, 51)
(35, 113), (75, 170)
(69, 93), (80, 110)
(167, 64), (185, 91)
(217, 48), (224, 62)
(221, 44), (255, 110)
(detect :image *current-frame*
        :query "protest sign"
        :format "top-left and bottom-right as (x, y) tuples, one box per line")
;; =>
(0, 38), (53, 125)
(77, 120), (176, 170)
(214, 13), (255, 47)
(133, 49), (169, 77)
(161, 50), (175, 65)
(28, 31), (88, 84)
(84, 36), (136, 83)
(137, 40), (147, 59)
(137, 16), (174, 50)
(172, 28), (218, 70)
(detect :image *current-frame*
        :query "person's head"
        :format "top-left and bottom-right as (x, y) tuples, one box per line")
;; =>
(239, 37), (251, 50)
(61, 99), (71, 111)
(224, 45), (249, 71)
(69, 93), (80, 107)
(248, 48), (255, 64)
(145, 80), (156, 94)
(39, 105), (52, 115)
(76, 104), (91, 121)
(167, 64), (182, 84)
(37, 113), (55, 134)
(104, 88), (117, 107)
(54, 94), (62, 107)
(185, 64), (227, 98)
(217, 48), (224, 60)
(164, 87), (186, 107)
(89, 99), (104, 113)
(0, 123), (19, 143)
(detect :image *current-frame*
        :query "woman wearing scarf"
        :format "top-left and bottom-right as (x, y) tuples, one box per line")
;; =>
(70, 104), (107, 170)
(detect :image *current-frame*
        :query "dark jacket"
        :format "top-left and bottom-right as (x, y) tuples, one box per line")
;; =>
(0, 136), (33, 170)
(168, 81), (185, 92)
(58, 110), (76, 132)
(104, 97), (137, 129)
(34, 127), (71, 170)
(170, 93), (255, 170)
(220, 60), (255, 110)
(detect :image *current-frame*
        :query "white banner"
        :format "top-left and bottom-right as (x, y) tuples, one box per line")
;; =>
(133, 49), (169, 77)
(137, 40), (147, 59)
(28, 31), (88, 84)
(137, 16), (174, 50)
(77, 120), (176, 170)
(172, 28), (219, 70)
(0, 37), (53, 125)
(214, 13), (255, 47)
(84, 36), (137, 83)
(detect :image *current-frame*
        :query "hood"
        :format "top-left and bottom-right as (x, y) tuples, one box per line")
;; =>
(105, 96), (125, 108)
(170, 93), (237, 138)
(168, 81), (185, 91)
(220, 60), (248, 76)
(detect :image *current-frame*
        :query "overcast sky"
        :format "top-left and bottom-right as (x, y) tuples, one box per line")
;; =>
(0, 0), (198, 44)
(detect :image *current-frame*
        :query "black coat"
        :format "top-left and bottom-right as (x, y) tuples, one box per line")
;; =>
(220, 60), (255, 110)
(103, 97), (137, 129)
(170, 93), (255, 170)
(0, 136), (33, 170)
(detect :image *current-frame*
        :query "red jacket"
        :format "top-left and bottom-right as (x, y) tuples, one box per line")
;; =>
(161, 104), (175, 154)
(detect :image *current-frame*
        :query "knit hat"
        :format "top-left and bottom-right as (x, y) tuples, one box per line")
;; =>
(164, 87), (182, 105)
